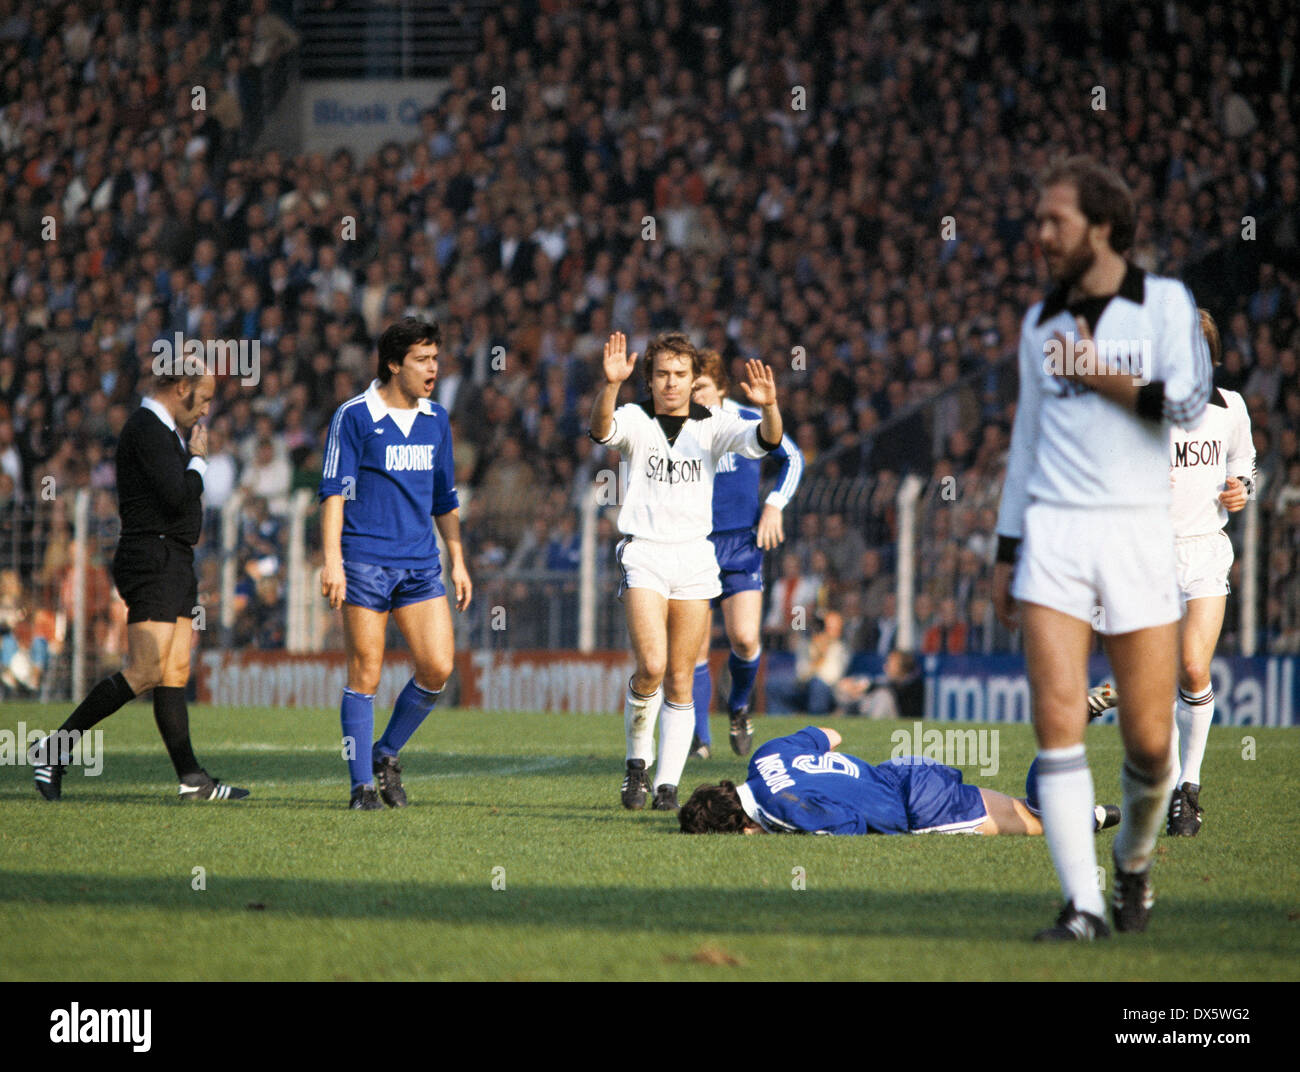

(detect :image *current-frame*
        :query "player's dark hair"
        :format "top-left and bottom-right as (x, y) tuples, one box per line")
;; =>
(696, 348), (729, 394)
(377, 316), (441, 383)
(1199, 308), (1222, 366)
(679, 781), (751, 834)
(642, 331), (700, 388)
(1038, 155), (1136, 254)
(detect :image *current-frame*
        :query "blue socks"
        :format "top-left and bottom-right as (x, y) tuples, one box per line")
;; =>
(692, 663), (712, 743)
(376, 678), (442, 759)
(341, 687), (375, 790)
(728, 650), (761, 713)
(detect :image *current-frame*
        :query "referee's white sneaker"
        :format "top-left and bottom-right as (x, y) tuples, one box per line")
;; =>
(178, 769), (250, 802)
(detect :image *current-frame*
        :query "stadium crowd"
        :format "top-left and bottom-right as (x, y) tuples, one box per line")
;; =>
(1, 0), (1299, 696)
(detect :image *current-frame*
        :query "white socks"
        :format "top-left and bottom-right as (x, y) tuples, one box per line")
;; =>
(1175, 684), (1214, 788)
(655, 700), (694, 790)
(624, 681), (662, 764)
(1114, 756), (1177, 874)
(1036, 745), (1105, 917)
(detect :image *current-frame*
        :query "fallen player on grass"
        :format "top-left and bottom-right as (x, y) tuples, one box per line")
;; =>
(679, 725), (1120, 836)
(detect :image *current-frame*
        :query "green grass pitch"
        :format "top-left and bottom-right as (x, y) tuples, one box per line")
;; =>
(0, 702), (1296, 981)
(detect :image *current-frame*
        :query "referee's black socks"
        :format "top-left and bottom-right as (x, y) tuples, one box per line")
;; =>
(152, 687), (202, 779)
(60, 672), (136, 736)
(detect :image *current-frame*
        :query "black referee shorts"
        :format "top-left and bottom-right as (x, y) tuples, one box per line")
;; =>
(112, 536), (199, 624)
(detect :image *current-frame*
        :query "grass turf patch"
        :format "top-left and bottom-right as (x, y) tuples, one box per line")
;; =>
(1, 703), (1296, 980)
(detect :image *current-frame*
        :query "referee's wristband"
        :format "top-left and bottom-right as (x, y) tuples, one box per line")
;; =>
(995, 535), (1021, 564)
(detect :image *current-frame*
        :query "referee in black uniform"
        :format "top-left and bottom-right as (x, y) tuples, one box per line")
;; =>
(31, 367), (248, 801)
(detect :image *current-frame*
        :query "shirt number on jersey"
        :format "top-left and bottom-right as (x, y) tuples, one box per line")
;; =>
(791, 753), (860, 777)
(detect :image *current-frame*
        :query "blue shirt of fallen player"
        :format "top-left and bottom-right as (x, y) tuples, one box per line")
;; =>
(735, 727), (987, 835)
(318, 380), (459, 567)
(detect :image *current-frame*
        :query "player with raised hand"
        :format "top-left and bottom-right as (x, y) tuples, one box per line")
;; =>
(590, 331), (784, 812)
(688, 351), (803, 758)
(319, 317), (471, 810)
(993, 157), (1212, 940)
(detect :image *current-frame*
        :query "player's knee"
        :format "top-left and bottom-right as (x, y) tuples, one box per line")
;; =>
(637, 654), (667, 684)
(1179, 658), (1211, 692)
(663, 668), (694, 703)
(1126, 738), (1174, 776)
(126, 666), (164, 693)
(162, 663), (191, 688)
(730, 633), (760, 661)
(419, 655), (454, 690)
(347, 658), (383, 694)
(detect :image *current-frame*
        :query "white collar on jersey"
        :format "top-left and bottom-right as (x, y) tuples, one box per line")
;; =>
(141, 394), (179, 433)
(363, 379), (434, 422)
(734, 781), (772, 832)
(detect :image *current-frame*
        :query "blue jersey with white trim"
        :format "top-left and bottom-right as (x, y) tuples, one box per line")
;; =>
(319, 380), (459, 568)
(739, 727), (909, 835)
(711, 399), (803, 532)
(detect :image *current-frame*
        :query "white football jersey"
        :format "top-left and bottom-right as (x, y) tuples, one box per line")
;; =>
(1169, 387), (1254, 537)
(997, 266), (1212, 539)
(594, 400), (771, 542)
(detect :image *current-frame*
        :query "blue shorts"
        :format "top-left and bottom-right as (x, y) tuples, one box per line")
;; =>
(884, 758), (988, 833)
(708, 528), (764, 604)
(344, 560), (445, 612)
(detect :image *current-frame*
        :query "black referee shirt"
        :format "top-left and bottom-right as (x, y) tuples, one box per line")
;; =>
(115, 401), (204, 546)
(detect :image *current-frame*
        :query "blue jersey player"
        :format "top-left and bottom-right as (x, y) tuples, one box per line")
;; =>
(689, 351), (803, 758)
(680, 726), (1121, 836)
(319, 317), (472, 810)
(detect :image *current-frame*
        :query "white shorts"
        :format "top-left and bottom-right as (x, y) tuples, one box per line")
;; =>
(616, 536), (721, 601)
(1175, 530), (1233, 602)
(1012, 502), (1180, 635)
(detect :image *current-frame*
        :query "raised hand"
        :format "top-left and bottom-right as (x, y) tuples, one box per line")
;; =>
(602, 331), (639, 386)
(739, 359), (777, 407)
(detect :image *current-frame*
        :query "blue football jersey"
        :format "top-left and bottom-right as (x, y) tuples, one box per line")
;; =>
(711, 399), (803, 532)
(319, 381), (459, 568)
(737, 727), (910, 835)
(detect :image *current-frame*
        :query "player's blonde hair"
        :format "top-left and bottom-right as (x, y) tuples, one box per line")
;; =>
(696, 348), (729, 394)
(1199, 308), (1222, 366)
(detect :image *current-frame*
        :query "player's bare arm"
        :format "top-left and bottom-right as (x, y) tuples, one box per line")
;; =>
(817, 727), (842, 750)
(321, 494), (346, 609)
(435, 508), (473, 611)
(590, 330), (638, 441)
(739, 359), (782, 444)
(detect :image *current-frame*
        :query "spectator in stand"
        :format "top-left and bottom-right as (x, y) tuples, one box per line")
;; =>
(239, 435), (292, 515)
(836, 649), (924, 720)
(923, 596), (968, 656)
(767, 610), (850, 717)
